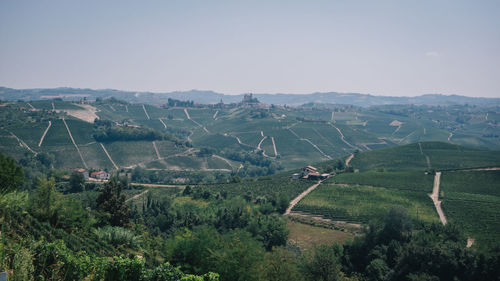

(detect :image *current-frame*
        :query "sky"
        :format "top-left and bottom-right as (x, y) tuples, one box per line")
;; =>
(1, 0), (499, 97)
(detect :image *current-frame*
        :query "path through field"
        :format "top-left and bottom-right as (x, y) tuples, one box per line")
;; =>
(289, 128), (332, 159)
(448, 132), (453, 142)
(285, 180), (322, 215)
(51, 102), (55, 111)
(159, 118), (167, 129)
(152, 141), (161, 159)
(271, 137), (278, 157)
(125, 189), (149, 203)
(213, 154), (236, 170)
(62, 118), (88, 169)
(184, 108), (210, 133)
(345, 154), (354, 167)
(142, 104), (151, 120)
(257, 135), (267, 151)
(26, 102), (36, 109)
(330, 124), (358, 150)
(99, 142), (119, 169)
(9, 131), (37, 155)
(429, 172), (447, 225)
(38, 120), (52, 147)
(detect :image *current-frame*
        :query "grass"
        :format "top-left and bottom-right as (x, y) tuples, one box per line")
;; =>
(287, 219), (354, 249)
(295, 183), (439, 224)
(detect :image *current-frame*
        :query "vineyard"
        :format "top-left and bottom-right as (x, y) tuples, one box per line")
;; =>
(440, 170), (500, 249)
(295, 183), (439, 224)
(327, 171), (434, 192)
(440, 170), (500, 196)
(441, 191), (500, 250)
(199, 175), (312, 202)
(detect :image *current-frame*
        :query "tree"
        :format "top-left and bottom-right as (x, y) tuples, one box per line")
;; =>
(262, 247), (304, 281)
(302, 244), (346, 281)
(0, 152), (24, 194)
(69, 172), (85, 192)
(96, 179), (129, 226)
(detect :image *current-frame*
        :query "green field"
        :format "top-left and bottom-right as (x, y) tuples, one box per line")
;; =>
(441, 191), (500, 250)
(200, 175), (312, 202)
(441, 170), (500, 197)
(295, 183), (439, 224)
(328, 171), (434, 193)
(346, 142), (500, 172)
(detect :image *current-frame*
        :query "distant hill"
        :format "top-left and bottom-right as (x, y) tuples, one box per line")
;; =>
(1, 86), (499, 107)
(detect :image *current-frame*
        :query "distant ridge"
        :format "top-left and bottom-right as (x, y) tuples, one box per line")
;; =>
(1, 86), (499, 107)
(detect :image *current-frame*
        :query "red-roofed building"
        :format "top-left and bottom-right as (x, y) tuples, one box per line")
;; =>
(90, 170), (110, 180)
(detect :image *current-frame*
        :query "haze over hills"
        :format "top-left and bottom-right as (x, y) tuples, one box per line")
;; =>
(1, 86), (499, 107)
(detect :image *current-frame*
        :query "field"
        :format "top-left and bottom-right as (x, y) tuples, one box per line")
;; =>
(441, 192), (500, 250)
(199, 174), (312, 202)
(328, 171), (434, 193)
(440, 170), (500, 249)
(440, 170), (500, 197)
(345, 142), (500, 172)
(295, 183), (440, 224)
(287, 219), (354, 249)
(1, 100), (499, 176)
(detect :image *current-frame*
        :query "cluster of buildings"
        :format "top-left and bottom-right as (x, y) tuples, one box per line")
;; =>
(292, 165), (330, 180)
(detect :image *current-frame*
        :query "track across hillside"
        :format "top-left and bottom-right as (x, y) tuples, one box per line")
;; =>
(285, 180), (322, 215)
(62, 118), (88, 169)
(38, 121), (52, 147)
(429, 172), (447, 225)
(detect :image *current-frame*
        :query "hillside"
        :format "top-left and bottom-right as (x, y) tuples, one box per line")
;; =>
(294, 142), (500, 250)
(1, 99), (499, 179)
(2, 86), (500, 107)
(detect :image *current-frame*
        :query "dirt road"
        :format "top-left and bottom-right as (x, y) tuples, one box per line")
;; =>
(125, 189), (150, 203)
(345, 154), (354, 166)
(62, 118), (88, 169)
(429, 172), (447, 225)
(38, 120), (52, 147)
(289, 128), (332, 159)
(271, 137), (278, 157)
(159, 118), (167, 129)
(330, 124), (358, 150)
(142, 104), (151, 120)
(9, 131), (37, 155)
(285, 180), (322, 215)
(152, 141), (161, 159)
(99, 142), (119, 169)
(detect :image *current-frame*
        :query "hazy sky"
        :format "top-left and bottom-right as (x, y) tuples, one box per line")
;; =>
(1, 0), (499, 97)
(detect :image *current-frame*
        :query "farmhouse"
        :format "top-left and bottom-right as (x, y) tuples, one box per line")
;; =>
(294, 165), (330, 180)
(74, 168), (89, 180)
(90, 170), (110, 180)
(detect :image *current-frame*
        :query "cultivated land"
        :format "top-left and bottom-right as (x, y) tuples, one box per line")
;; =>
(1, 98), (500, 250)
(2, 99), (499, 173)
(290, 142), (500, 249)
